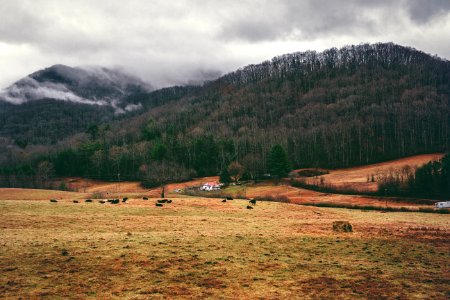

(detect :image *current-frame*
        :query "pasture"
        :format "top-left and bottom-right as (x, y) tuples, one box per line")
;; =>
(1, 193), (449, 299)
(296, 153), (444, 192)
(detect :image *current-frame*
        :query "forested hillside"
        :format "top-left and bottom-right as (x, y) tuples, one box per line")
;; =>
(1, 43), (449, 187)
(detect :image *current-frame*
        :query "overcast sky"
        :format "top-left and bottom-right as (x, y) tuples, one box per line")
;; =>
(1, 0), (449, 88)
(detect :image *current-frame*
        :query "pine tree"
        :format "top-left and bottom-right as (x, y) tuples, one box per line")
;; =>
(267, 145), (291, 178)
(219, 167), (231, 184)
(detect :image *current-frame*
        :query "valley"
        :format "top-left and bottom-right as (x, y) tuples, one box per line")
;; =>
(1, 43), (449, 299)
(1, 154), (449, 298)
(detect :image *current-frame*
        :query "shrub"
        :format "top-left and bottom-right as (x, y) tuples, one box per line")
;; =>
(332, 221), (353, 232)
(297, 169), (329, 177)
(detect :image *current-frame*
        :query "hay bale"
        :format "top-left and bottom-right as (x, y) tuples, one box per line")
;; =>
(332, 221), (353, 232)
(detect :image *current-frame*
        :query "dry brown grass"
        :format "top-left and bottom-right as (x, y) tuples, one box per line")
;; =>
(295, 153), (444, 192)
(64, 176), (219, 199)
(0, 189), (449, 299)
(222, 183), (432, 208)
(0, 188), (88, 201)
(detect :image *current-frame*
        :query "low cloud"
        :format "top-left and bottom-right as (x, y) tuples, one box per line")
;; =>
(0, 77), (103, 105)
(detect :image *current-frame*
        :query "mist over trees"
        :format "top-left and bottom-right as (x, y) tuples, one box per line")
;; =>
(0, 43), (449, 190)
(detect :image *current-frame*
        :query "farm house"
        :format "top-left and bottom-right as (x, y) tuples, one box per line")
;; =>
(200, 182), (221, 191)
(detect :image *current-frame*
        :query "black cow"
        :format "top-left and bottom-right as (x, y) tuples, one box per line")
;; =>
(99, 200), (105, 204)
(249, 199), (256, 205)
(222, 199), (227, 203)
(50, 199), (58, 203)
(85, 199), (93, 203)
(226, 196), (234, 200)
(167, 200), (172, 203)
(157, 199), (168, 203)
(73, 200), (79, 203)
(246, 205), (253, 209)
(123, 197), (128, 201)
(143, 197), (148, 200)
(155, 203), (163, 207)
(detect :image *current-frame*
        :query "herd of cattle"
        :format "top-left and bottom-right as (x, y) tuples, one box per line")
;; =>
(49, 196), (258, 208)
(220, 196), (257, 209)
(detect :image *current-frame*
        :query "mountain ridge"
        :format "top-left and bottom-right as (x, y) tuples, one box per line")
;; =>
(0, 64), (152, 113)
(0, 42), (449, 178)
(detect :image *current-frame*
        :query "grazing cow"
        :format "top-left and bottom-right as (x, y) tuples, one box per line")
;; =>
(246, 205), (253, 209)
(167, 200), (172, 203)
(85, 199), (93, 203)
(111, 199), (119, 204)
(50, 199), (58, 203)
(249, 199), (256, 205)
(143, 197), (148, 200)
(155, 203), (163, 207)
(99, 200), (105, 204)
(73, 200), (79, 203)
(107, 199), (113, 203)
(157, 199), (168, 203)
(123, 197), (128, 201)
(226, 196), (233, 200)
(222, 199), (227, 203)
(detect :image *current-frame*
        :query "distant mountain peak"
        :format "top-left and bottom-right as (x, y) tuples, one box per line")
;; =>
(0, 64), (152, 113)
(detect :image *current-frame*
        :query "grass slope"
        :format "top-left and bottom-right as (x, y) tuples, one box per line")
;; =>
(296, 153), (444, 192)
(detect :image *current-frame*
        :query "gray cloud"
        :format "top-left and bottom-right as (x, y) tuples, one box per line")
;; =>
(407, 0), (450, 23)
(220, 0), (399, 42)
(0, 0), (449, 89)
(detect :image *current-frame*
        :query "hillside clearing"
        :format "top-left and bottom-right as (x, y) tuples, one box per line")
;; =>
(296, 153), (444, 192)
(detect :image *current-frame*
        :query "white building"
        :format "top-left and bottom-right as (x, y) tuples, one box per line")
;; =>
(200, 182), (221, 191)
(435, 201), (450, 209)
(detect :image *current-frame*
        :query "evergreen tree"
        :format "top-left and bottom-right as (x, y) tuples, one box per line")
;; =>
(151, 143), (167, 161)
(219, 167), (231, 184)
(267, 145), (291, 178)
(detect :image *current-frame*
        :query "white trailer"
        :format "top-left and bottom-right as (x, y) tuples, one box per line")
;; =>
(435, 201), (450, 208)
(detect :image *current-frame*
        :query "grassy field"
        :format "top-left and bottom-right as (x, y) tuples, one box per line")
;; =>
(296, 153), (444, 192)
(1, 195), (449, 299)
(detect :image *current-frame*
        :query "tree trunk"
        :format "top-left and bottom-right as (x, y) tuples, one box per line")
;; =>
(161, 185), (165, 198)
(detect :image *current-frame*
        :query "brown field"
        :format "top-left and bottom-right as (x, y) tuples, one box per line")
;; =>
(236, 184), (432, 208)
(64, 176), (219, 199)
(2, 155), (448, 298)
(1, 191), (449, 299)
(0, 188), (89, 201)
(296, 153), (444, 192)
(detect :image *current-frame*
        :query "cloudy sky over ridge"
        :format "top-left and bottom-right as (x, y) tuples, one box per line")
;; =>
(1, 0), (449, 88)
